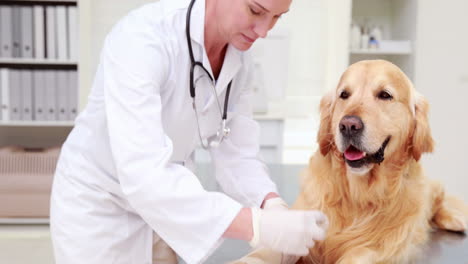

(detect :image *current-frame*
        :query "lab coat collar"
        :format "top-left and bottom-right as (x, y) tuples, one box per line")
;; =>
(202, 45), (242, 112)
(182, 0), (243, 111)
(188, 0), (205, 47)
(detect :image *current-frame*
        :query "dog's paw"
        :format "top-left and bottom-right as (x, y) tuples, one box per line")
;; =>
(434, 209), (467, 232)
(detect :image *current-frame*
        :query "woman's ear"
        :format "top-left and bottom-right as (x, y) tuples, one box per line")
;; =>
(318, 91), (334, 156)
(412, 93), (434, 161)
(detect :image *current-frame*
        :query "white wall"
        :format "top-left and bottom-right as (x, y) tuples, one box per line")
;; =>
(78, 0), (332, 109)
(414, 0), (468, 202)
(79, 0), (156, 108)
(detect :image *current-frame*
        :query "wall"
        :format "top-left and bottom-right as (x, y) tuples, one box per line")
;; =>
(414, 0), (468, 202)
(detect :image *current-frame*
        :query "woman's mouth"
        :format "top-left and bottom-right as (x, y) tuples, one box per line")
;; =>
(242, 34), (255, 43)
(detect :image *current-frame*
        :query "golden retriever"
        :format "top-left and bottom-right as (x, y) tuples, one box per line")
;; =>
(233, 60), (467, 264)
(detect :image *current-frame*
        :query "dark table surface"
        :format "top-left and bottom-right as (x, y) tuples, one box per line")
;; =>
(194, 164), (468, 264)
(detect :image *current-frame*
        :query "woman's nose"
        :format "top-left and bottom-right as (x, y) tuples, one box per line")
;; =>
(253, 20), (270, 38)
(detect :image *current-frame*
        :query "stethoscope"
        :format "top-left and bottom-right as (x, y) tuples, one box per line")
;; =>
(186, 0), (232, 149)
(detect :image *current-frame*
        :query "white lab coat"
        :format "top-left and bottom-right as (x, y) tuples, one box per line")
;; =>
(50, 0), (278, 263)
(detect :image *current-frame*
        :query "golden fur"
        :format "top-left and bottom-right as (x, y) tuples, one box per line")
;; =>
(234, 60), (467, 264)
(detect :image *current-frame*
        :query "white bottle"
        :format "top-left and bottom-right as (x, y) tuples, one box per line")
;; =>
(370, 25), (382, 49)
(350, 22), (361, 50)
(361, 26), (369, 50)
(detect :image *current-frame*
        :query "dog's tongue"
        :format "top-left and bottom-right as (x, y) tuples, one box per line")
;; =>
(344, 146), (366, 161)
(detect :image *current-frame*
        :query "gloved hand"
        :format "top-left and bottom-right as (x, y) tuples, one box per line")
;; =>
(249, 208), (329, 256)
(263, 197), (289, 210)
(263, 197), (301, 264)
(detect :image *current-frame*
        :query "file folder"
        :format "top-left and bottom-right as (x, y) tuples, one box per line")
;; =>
(56, 70), (68, 121)
(21, 6), (34, 58)
(0, 69), (9, 121)
(33, 5), (45, 59)
(9, 69), (22, 120)
(56, 6), (67, 61)
(44, 70), (56, 120)
(45, 6), (57, 59)
(21, 70), (33, 121)
(0, 6), (13, 58)
(33, 70), (46, 121)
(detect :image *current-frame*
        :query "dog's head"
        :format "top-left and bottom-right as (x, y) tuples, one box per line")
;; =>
(318, 60), (434, 175)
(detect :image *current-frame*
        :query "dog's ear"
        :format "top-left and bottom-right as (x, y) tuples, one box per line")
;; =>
(318, 91), (335, 156)
(412, 93), (434, 161)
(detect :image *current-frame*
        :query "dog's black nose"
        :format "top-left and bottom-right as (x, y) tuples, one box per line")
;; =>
(339, 115), (364, 137)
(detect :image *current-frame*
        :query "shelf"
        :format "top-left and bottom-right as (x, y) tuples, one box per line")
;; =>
(0, 0), (77, 5)
(0, 121), (74, 127)
(350, 49), (412, 55)
(0, 218), (49, 225)
(0, 58), (78, 68)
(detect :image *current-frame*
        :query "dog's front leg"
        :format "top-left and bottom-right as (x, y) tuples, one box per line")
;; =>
(430, 181), (467, 232)
(336, 247), (377, 264)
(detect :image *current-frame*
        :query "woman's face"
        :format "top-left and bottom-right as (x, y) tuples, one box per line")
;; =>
(218, 0), (292, 51)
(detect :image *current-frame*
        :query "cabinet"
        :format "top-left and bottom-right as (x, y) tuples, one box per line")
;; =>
(0, 0), (78, 144)
(348, 0), (417, 80)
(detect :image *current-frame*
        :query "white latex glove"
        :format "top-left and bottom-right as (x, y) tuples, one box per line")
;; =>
(263, 197), (289, 210)
(249, 208), (329, 256)
(263, 198), (301, 264)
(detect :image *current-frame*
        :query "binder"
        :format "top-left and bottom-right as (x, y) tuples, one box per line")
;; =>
(68, 70), (78, 120)
(45, 6), (57, 60)
(44, 70), (56, 120)
(33, 70), (46, 121)
(12, 6), (21, 58)
(56, 70), (68, 121)
(67, 6), (78, 61)
(56, 6), (67, 61)
(20, 6), (34, 58)
(0, 69), (9, 121)
(9, 69), (22, 121)
(0, 6), (13, 58)
(33, 5), (45, 59)
(0, 69), (2, 120)
(21, 70), (33, 121)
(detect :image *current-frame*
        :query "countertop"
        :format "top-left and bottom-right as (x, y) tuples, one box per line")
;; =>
(196, 164), (468, 264)
(0, 164), (466, 264)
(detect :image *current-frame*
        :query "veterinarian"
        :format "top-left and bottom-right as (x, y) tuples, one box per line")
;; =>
(50, 0), (328, 263)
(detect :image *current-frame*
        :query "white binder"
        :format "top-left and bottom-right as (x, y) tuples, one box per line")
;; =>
(33, 70), (46, 121)
(21, 70), (33, 121)
(68, 70), (78, 120)
(20, 6), (34, 58)
(9, 69), (22, 120)
(0, 69), (2, 120)
(45, 6), (57, 60)
(56, 70), (68, 121)
(0, 6), (13, 58)
(0, 69), (9, 121)
(44, 70), (56, 120)
(33, 6), (45, 59)
(12, 6), (21, 58)
(67, 6), (78, 61)
(55, 6), (67, 61)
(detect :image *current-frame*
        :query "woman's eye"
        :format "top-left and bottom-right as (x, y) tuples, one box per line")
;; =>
(340, 90), (350, 100)
(378, 91), (393, 100)
(250, 7), (261, 15)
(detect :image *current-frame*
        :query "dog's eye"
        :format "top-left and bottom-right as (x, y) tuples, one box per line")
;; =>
(378, 91), (393, 100)
(340, 90), (350, 100)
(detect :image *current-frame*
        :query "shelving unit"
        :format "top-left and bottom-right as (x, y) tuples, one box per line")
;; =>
(0, 0), (78, 225)
(348, 0), (417, 80)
